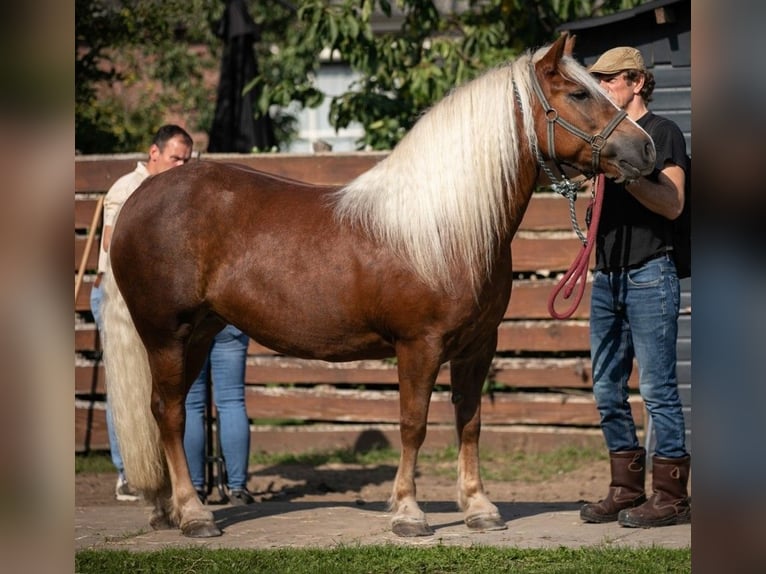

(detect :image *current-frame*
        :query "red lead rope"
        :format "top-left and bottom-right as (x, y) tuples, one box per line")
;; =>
(547, 174), (604, 319)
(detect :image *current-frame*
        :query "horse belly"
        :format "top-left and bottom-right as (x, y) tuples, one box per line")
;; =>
(235, 305), (396, 362)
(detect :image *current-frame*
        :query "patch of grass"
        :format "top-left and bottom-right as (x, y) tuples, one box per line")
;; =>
(78, 445), (605, 482)
(75, 545), (690, 573)
(246, 444), (606, 483)
(249, 445), (399, 467)
(481, 445), (608, 482)
(76, 452), (115, 474)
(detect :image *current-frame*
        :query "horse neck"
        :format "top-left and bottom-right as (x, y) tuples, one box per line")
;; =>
(503, 127), (541, 243)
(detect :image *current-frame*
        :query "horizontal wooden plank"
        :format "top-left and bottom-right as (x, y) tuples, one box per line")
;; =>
(244, 320), (589, 355)
(76, 354), (640, 396)
(75, 153), (389, 191)
(75, 326), (99, 352)
(77, 324), (591, 366)
(520, 194), (591, 231)
(496, 320), (589, 352)
(243, 387), (644, 426)
(511, 236), (594, 273)
(76, 318), (589, 357)
(75, 409), (609, 455)
(75, 363), (105, 395)
(242, 356), (639, 390)
(508, 279), (590, 319)
(75, 401), (109, 452)
(75, 199), (103, 231)
(75, 156), (144, 192)
(74, 236), (99, 272)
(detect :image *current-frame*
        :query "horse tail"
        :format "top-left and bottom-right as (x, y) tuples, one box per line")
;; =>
(101, 265), (167, 493)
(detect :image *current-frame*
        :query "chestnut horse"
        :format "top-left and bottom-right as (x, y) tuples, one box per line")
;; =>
(102, 34), (654, 538)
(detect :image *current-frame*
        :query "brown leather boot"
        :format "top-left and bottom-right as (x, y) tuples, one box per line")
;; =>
(580, 448), (647, 523)
(618, 454), (691, 527)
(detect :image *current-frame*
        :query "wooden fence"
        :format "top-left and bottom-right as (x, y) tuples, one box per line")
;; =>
(75, 153), (644, 455)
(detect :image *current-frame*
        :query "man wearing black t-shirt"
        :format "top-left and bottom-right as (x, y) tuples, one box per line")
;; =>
(579, 47), (691, 528)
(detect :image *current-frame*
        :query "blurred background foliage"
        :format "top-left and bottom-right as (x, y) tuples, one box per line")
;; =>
(75, 0), (643, 153)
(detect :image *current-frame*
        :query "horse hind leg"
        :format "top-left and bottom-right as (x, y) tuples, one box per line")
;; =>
(147, 340), (222, 538)
(451, 341), (507, 532)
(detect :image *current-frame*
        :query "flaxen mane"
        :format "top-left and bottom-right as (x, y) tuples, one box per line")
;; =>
(333, 46), (603, 294)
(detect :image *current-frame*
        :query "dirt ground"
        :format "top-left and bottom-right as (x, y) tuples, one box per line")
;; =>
(76, 457), (612, 509)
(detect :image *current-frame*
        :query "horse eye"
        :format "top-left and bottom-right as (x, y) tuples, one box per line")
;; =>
(570, 90), (590, 101)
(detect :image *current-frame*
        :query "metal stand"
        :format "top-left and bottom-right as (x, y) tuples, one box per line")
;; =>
(204, 363), (228, 502)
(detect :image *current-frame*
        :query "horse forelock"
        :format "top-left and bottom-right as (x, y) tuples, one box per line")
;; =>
(558, 54), (611, 101)
(333, 51), (543, 295)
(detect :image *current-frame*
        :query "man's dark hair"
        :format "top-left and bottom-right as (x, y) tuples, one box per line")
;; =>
(152, 124), (193, 150)
(625, 69), (656, 103)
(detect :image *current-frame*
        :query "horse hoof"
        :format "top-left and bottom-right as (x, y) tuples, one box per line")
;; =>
(392, 519), (434, 537)
(466, 513), (507, 532)
(181, 519), (222, 538)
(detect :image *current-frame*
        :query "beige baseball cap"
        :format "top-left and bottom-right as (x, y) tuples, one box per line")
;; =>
(588, 47), (646, 74)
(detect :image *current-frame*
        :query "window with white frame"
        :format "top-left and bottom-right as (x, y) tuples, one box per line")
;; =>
(286, 62), (365, 153)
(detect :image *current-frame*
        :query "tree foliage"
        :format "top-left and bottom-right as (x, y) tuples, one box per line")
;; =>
(76, 0), (643, 153)
(76, 0), (222, 152)
(298, 0), (644, 149)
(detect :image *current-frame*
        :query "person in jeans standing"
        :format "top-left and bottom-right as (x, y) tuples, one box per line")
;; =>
(579, 47), (690, 528)
(184, 324), (254, 505)
(90, 124), (193, 501)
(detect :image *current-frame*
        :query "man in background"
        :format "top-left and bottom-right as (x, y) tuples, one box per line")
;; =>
(90, 124), (193, 500)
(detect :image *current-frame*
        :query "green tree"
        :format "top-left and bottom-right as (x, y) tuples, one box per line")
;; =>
(76, 0), (222, 152)
(76, 0), (643, 153)
(297, 0), (644, 149)
(75, 0), (324, 153)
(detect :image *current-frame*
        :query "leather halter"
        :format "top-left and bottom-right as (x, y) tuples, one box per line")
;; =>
(512, 63), (628, 245)
(526, 63), (628, 176)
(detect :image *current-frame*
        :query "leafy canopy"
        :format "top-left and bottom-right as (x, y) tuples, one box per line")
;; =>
(76, 0), (643, 153)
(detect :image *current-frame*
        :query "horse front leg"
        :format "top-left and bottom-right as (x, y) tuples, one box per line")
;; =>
(389, 340), (442, 537)
(149, 350), (221, 538)
(450, 336), (507, 532)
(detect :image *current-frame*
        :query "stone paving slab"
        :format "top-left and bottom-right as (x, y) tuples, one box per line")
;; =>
(75, 500), (691, 552)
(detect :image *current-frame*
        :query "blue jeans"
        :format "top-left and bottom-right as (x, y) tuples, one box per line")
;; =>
(184, 325), (251, 491)
(589, 254), (687, 458)
(90, 282), (126, 478)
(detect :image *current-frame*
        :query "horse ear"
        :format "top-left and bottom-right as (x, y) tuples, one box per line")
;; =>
(537, 33), (568, 76)
(564, 33), (576, 56)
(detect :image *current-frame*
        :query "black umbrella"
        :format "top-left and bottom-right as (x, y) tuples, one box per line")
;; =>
(207, 0), (276, 153)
